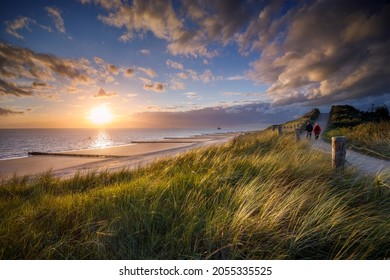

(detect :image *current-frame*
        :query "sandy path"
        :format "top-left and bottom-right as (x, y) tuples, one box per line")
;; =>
(309, 113), (390, 174)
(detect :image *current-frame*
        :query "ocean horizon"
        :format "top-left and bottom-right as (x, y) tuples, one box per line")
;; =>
(0, 126), (265, 160)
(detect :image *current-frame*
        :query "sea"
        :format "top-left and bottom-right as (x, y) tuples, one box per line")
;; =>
(0, 127), (264, 160)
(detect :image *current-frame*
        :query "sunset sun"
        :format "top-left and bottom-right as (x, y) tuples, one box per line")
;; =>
(88, 105), (113, 125)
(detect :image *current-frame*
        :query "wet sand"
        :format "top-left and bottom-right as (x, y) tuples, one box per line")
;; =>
(0, 156), (105, 178)
(0, 133), (239, 179)
(60, 142), (194, 157)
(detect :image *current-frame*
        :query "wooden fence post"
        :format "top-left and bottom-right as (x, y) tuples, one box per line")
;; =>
(332, 136), (346, 172)
(295, 129), (301, 141)
(278, 125), (282, 136)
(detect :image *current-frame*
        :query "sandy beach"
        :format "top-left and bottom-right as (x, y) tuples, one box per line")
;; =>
(60, 142), (194, 157)
(0, 133), (238, 179)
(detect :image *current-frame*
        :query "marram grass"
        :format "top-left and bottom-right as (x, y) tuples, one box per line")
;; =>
(1, 130), (389, 259)
(324, 121), (390, 159)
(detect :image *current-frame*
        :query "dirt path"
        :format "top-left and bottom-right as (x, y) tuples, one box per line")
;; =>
(309, 113), (390, 174)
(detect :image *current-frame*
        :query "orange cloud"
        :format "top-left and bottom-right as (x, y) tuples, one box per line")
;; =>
(93, 88), (118, 98)
(143, 82), (165, 93)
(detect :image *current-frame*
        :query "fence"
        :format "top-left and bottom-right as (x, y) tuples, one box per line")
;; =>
(272, 124), (304, 138)
(272, 117), (390, 176)
(272, 124), (347, 174)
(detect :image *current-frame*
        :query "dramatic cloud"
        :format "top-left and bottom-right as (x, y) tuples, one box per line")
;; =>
(80, 0), (390, 106)
(3, 0), (389, 129)
(81, 0), (259, 57)
(0, 43), (93, 83)
(182, 0), (255, 44)
(0, 43), (95, 97)
(168, 0), (259, 57)
(93, 88), (118, 98)
(46, 7), (66, 33)
(246, 1), (390, 106)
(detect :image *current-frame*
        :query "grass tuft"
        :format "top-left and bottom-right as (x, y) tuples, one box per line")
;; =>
(1, 130), (389, 259)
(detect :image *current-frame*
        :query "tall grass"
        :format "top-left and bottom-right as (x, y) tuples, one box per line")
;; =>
(282, 108), (320, 130)
(1, 130), (389, 259)
(324, 122), (390, 159)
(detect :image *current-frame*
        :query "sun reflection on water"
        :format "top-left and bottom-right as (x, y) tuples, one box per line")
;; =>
(90, 131), (113, 149)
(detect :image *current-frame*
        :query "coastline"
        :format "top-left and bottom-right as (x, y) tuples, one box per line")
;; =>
(0, 132), (239, 179)
(0, 128), (252, 160)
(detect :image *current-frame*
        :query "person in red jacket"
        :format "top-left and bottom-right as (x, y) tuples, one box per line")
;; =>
(313, 123), (321, 140)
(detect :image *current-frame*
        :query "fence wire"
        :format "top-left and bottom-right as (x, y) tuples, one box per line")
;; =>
(349, 145), (390, 161)
(276, 123), (390, 161)
(320, 134), (390, 161)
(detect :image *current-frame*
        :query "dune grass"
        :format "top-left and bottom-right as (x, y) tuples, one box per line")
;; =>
(324, 121), (390, 159)
(323, 105), (390, 159)
(1, 130), (390, 259)
(280, 108), (320, 130)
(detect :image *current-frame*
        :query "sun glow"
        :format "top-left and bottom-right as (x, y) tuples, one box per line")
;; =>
(88, 105), (113, 125)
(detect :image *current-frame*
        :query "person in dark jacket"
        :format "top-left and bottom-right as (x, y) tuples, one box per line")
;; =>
(305, 123), (313, 138)
(313, 123), (322, 140)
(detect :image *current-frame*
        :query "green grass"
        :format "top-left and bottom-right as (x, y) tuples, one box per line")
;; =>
(323, 105), (390, 159)
(281, 108), (320, 130)
(1, 130), (390, 259)
(324, 122), (390, 159)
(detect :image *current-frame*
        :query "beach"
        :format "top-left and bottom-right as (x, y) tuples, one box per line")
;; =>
(0, 133), (238, 179)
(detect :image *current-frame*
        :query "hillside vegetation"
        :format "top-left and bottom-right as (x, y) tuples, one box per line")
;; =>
(282, 108), (320, 130)
(1, 130), (389, 259)
(324, 105), (390, 159)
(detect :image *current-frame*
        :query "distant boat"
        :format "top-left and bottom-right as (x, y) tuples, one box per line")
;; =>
(217, 127), (222, 130)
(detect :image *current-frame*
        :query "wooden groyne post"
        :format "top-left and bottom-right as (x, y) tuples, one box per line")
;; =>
(332, 136), (346, 172)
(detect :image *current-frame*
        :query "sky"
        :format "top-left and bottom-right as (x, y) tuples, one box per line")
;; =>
(0, 0), (389, 128)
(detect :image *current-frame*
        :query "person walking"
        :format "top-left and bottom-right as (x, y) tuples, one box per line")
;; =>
(305, 122), (313, 139)
(313, 123), (322, 140)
